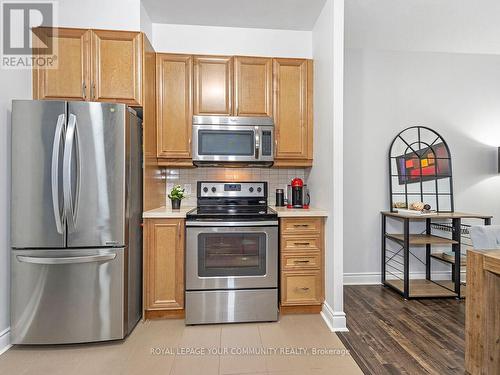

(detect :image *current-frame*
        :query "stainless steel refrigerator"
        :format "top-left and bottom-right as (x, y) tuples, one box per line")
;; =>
(10, 100), (143, 345)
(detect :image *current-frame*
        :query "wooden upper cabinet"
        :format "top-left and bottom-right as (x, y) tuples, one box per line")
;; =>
(156, 54), (193, 159)
(234, 57), (272, 117)
(193, 56), (233, 115)
(33, 28), (143, 105)
(33, 28), (90, 101)
(145, 219), (185, 310)
(273, 58), (313, 166)
(91, 30), (142, 105)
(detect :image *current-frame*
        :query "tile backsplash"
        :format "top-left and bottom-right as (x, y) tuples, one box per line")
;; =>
(164, 168), (309, 206)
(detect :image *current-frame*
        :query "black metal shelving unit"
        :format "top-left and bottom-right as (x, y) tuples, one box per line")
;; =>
(383, 126), (492, 299)
(381, 212), (492, 299)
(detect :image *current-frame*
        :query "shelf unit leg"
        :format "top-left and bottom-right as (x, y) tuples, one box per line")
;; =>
(381, 214), (386, 284)
(452, 218), (461, 297)
(485, 218), (492, 226)
(403, 218), (410, 299)
(425, 218), (431, 281)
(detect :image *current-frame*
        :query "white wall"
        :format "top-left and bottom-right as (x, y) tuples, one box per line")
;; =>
(344, 49), (500, 283)
(309, 0), (346, 330)
(54, 0), (140, 30)
(152, 23), (312, 58)
(346, 0), (500, 55)
(0, 70), (32, 354)
(140, 2), (153, 41)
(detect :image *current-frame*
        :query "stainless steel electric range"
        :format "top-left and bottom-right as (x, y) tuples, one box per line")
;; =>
(185, 181), (278, 325)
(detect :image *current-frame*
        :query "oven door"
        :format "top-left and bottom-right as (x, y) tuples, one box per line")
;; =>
(186, 222), (278, 290)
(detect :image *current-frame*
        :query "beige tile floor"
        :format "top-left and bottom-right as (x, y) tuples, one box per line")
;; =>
(0, 315), (362, 375)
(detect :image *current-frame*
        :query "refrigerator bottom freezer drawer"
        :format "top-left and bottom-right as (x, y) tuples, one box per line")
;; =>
(185, 289), (278, 325)
(11, 248), (125, 344)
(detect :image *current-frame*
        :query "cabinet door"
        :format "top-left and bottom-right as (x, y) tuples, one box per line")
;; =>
(234, 57), (272, 116)
(193, 56), (233, 115)
(145, 219), (185, 310)
(281, 271), (323, 306)
(33, 28), (90, 101)
(157, 54), (193, 159)
(273, 59), (313, 163)
(91, 30), (142, 105)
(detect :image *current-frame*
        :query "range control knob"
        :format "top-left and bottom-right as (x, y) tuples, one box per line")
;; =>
(257, 187), (262, 193)
(249, 187), (254, 193)
(211, 187), (216, 193)
(203, 187), (208, 193)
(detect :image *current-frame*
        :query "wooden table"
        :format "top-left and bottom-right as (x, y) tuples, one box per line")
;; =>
(465, 249), (500, 374)
(381, 211), (492, 299)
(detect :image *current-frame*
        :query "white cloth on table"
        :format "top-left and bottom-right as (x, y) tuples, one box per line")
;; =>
(469, 225), (500, 250)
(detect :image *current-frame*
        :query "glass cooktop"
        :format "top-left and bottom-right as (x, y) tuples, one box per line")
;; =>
(186, 205), (277, 221)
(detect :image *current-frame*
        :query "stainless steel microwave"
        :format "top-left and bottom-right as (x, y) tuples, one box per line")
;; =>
(192, 116), (274, 167)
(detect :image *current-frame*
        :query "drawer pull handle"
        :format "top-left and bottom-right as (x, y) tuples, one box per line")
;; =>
(297, 287), (310, 292)
(293, 260), (309, 264)
(293, 224), (310, 228)
(294, 242), (310, 246)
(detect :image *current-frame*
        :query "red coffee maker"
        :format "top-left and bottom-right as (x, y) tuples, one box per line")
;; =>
(288, 178), (305, 208)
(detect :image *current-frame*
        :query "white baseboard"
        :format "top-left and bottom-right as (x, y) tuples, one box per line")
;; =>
(344, 271), (458, 285)
(321, 301), (348, 332)
(0, 327), (11, 356)
(343, 272), (381, 285)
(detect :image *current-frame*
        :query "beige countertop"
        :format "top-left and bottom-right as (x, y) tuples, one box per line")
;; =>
(270, 206), (329, 217)
(142, 206), (195, 218)
(143, 205), (328, 219)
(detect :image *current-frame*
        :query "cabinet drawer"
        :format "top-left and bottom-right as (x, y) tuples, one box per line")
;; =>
(282, 253), (320, 271)
(281, 271), (322, 306)
(281, 218), (322, 235)
(282, 237), (321, 252)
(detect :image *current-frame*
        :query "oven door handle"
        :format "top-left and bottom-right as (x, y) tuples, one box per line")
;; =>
(186, 221), (278, 227)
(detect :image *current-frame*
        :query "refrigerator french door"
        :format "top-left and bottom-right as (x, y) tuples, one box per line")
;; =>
(10, 100), (142, 345)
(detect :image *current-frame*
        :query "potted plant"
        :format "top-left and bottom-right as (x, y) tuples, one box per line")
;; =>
(168, 185), (185, 210)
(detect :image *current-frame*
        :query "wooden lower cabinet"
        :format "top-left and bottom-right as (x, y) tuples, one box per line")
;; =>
(281, 217), (322, 236)
(280, 217), (325, 314)
(282, 271), (322, 305)
(144, 218), (185, 318)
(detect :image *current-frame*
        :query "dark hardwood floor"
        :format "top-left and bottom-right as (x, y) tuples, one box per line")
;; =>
(338, 285), (465, 375)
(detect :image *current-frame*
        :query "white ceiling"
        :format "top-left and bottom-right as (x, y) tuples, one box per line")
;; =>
(142, 0), (326, 31)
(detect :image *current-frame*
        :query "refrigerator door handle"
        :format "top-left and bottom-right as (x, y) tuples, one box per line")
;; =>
(16, 253), (117, 265)
(51, 114), (65, 234)
(63, 114), (81, 233)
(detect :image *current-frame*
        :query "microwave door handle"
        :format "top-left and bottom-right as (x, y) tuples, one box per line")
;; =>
(255, 128), (260, 160)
